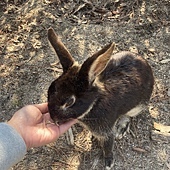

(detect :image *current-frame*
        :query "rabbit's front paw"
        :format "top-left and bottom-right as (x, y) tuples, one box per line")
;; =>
(105, 156), (114, 170)
(114, 115), (131, 140)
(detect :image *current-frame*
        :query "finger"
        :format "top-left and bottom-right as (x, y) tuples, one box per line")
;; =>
(45, 119), (77, 142)
(43, 113), (51, 120)
(58, 119), (77, 136)
(43, 113), (55, 124)
(34, 103), (48, 114)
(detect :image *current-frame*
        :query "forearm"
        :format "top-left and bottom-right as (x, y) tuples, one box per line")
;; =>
(0, 123), (27, 170)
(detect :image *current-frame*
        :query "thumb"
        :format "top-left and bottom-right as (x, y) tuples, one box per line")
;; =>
(58, 119), (77, 136)
(46, 119), (77, 142)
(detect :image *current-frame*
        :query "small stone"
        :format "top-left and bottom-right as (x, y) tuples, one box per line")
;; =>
(168, 88), (170, 97)
(148, 48), (155, 52)
(160, 59), (170, 64)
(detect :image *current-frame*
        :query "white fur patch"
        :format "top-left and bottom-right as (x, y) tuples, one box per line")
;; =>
(78, 100), (96, 119)
(126, 104), (144, 117)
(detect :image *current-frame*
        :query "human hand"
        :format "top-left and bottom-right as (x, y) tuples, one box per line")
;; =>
(7, 103), (77, 149)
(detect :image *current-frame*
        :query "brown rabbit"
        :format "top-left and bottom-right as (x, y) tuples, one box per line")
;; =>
(47, 28), (154, 170)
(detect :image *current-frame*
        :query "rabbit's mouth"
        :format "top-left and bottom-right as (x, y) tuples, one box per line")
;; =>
(55, 118), (75, 125)
(49, 112), (76, 125)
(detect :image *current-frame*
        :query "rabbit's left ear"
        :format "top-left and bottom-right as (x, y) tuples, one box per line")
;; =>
(79, 43), (115, 83)
(48, 28), (75, 73)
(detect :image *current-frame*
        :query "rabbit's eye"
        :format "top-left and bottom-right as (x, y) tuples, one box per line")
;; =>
(65, 95), (76, 108)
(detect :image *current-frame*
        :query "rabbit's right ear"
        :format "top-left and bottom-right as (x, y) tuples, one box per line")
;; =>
(79, 43), (115, 83)
(48, 28), (75, 72)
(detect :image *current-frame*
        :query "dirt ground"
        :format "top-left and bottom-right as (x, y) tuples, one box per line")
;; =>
(0, 0), (170, 169)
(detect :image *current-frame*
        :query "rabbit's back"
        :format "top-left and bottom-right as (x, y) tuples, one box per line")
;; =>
(100, 51), (154, 102)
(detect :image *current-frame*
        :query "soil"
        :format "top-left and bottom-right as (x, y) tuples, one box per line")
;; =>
(0, 0), (170, 170)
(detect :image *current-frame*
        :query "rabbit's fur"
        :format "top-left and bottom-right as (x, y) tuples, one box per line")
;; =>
(47, 28), (154, 170)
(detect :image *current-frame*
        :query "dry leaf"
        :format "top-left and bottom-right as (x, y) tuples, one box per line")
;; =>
(154, 122), (170, 133)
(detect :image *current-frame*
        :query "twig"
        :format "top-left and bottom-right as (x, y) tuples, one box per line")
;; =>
(132, 147), (147, 153)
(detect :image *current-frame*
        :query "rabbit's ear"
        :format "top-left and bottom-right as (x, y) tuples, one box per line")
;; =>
(79, 43), (115, 83)
(48, 28), (75, 72)
(88, 43), (115, 82)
